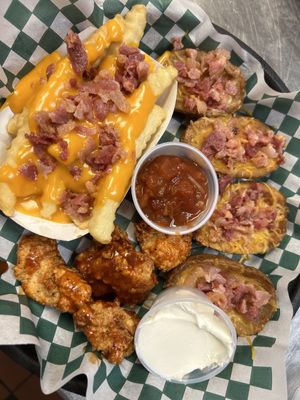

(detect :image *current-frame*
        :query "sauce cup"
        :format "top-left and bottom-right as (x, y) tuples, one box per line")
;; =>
(131, 142), (219, 235)
(134, 287), (237, 384)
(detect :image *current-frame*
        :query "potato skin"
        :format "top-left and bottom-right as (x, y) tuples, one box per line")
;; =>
(182, 115), (285, 178)
(166, 254), (277, 336)
(163, 49), (245, 117)
(194, 182), (288, 255)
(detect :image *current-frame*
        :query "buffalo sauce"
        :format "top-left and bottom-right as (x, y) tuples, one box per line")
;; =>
(136, 155), (208, 227)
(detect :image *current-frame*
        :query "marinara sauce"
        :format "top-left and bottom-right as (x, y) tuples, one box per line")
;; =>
(136, 155), (208, 227)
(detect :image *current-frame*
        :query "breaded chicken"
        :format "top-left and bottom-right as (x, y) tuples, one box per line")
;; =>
(73, 300), (139, 364)
(75, 226), (157, 304)
(14, 234), (92, 313)
(135, 221), (192, 272)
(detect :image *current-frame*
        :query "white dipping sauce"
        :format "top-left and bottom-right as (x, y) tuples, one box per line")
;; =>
(136, 302), (234, 380)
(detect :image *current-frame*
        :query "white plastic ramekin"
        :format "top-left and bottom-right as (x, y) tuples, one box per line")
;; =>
(131, 142), (219, 235)
(134, 287), (237, 384)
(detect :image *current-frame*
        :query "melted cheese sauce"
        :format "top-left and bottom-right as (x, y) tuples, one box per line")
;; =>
(136, 302), (234, 380)
(0, 16), (158, 223)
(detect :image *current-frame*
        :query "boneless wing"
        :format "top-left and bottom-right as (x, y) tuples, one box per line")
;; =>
(75, 226), (157, 304)
(14, 234), (92, 313)
(135, 221), (192, 272)
(74, 300), (139, 364)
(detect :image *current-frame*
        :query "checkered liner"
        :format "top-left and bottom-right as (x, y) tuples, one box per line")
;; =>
(0, 0), (300, 399)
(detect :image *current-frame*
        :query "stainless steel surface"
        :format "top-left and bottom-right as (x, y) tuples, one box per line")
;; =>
(192, 0), (300, 91)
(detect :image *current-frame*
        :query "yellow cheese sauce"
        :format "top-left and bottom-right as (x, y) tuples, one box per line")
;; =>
(0, 20), (158, 224)
(2, 52), (62, 114)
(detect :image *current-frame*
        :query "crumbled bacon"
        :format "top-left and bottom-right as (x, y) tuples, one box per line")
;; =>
(33, 144), (57, 176)
(172, 47), (243, 114)
(65, 31), (88, 76)
(75, 125), (97, 136)
(218, 175), (233, 195)
(19, 162), (38, 181)
(60, 190), (93, 222)
(85, 125), (123, 174)
(115, 44), (149, 94)
(46, 63), (55, 80)
(172, 36), (184, 51)
(69, 165), (82, 181)
(58, 139), (68, 161)
(197, 265), (271, 320)
(214, 184), (277, 240)
(201, 118), (285, 169)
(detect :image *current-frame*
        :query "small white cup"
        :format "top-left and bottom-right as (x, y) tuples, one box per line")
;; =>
(131, 142), (219, 235)
(134, 287), (237, 384)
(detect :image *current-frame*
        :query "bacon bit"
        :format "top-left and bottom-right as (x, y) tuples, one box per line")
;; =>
(69, 165), (82, 181)
(30, 143), (57, 176)
(251, 151), (269, 167)
(69, 78), (78, 88)
(65, 31), (88, 76)
(58, 139), (68, 161)
(197, 265), (271, 321)
(85, 125), (123, 174)
(60, 190), (93, 222)
(79, 137), (97, 162)
(19, 162), (38, 181)
(26, 130), (57, 147)
(74, 92), (94, 121)
(218, 175), (233, 195)
(46, 63), (55, 80)
(115, 44), (149, 94)
(57, 120), (76, 135)
(172, 36), (184, 51)
(93, 98), (110, 121)
(75, 125), (97, 136)
(202, 130), (226, 156)
(215, 184), (277, 241)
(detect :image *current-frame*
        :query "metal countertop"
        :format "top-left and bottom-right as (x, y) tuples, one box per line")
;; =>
(193, 0), (300, 91)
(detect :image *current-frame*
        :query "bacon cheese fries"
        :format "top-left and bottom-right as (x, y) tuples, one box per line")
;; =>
(0, 5), (177, 243)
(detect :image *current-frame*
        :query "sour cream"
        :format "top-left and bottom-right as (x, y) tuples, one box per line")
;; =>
(135, 301), (235, 381)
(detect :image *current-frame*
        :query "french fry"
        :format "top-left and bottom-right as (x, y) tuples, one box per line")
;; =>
(0, 182), (16, 216)
(89, 65), (177, 243)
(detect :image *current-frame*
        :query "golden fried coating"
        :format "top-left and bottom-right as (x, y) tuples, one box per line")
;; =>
(166, 254), (277, 336)
(73, 300), (139, 364)
(75, 227), (157, 304)
(135, 221), (192, 272)
(14, 234), (92, 313)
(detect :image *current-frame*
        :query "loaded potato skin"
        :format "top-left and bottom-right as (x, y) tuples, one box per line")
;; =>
(183, 115), (285, 178)
(160, 47), (245, 116)
(166, 254), (277, 336)
(194, 182), (287, 255)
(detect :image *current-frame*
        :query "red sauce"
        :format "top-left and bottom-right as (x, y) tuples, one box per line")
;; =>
(136, 155), (208, 227)
(0, 261), (8, 275)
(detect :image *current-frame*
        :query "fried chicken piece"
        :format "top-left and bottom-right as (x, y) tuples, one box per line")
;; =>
(135, 221), (192, 272)
(14, 234), (92, 313)
(73, 300), (139, 364)
(75, 226), (157, 304)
